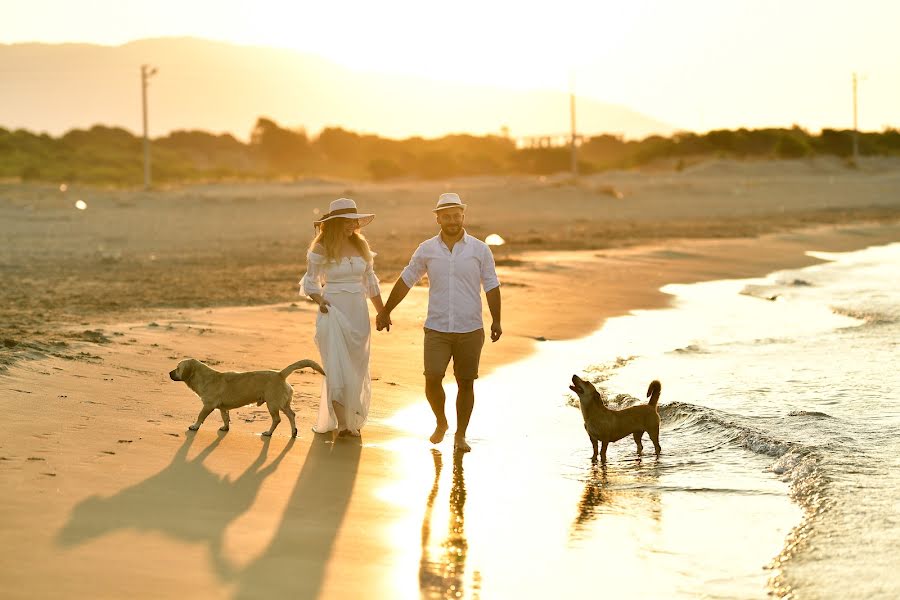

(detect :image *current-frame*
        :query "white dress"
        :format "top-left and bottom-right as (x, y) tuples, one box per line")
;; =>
(300, 252), (380, 433)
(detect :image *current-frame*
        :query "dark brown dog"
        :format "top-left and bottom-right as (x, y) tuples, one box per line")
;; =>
(569, 375), (662, 461)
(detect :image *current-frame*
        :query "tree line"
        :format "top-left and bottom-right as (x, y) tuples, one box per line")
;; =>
(2, 117), (899, 185)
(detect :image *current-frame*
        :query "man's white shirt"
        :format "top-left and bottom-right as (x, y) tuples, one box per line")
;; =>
(400, 232), (500, 333)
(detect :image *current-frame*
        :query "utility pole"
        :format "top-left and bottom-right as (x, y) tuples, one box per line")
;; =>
(851, 72), (859, 163)
(141, 64), (158, 190)
(569, 73), (578, 179)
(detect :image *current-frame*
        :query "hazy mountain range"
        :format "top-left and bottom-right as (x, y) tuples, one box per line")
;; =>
(0, 37), (676, 141)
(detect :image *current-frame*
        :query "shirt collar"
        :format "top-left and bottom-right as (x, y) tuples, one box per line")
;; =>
(437, 230), (469, 248)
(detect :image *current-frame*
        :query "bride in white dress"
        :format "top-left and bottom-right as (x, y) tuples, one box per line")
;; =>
(300, 198), (385, 437)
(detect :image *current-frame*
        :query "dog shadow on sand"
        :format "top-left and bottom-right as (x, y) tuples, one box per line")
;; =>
(56, 432), (297, 577)
(57, 430), (362, 597)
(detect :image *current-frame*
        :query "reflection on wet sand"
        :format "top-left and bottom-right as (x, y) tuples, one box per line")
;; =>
(572, 463), (612, 532)
(570, 459), (663, 540)
(420, 449), (480, 599)
(57, 432), (295, 577)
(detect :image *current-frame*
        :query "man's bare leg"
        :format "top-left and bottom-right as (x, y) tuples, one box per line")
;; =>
(454, 378), (474, 452)
(425, 375), (448, 443)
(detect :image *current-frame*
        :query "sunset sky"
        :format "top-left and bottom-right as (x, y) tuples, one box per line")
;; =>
(3, 0), (899, 133)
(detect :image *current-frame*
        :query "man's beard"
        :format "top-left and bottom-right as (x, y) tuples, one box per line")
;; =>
(441, 224), (462, 236)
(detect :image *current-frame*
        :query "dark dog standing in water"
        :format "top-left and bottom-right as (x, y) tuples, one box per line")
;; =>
(569, 375), (662, 462)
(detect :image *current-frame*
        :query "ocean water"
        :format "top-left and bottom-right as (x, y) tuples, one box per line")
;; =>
(589, 241), (900, 598)
(381, 241), (900, 599)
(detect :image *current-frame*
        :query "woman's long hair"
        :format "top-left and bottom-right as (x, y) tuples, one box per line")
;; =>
(309, 218), (373, 263)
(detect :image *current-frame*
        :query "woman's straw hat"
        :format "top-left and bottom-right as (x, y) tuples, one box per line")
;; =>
(315, 198), (375, 227)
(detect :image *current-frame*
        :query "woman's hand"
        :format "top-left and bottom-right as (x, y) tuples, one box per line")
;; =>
(319, 300), (331, 314)
(376, 310), (391, 331)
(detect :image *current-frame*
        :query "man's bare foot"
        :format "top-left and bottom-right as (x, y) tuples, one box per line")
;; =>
(454, 435), (471, 453)
(339, 428), (361, 437)
(430, 422), (449, 444)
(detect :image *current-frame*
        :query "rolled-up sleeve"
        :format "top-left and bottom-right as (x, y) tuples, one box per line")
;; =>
(480, 244), (500, 292)
(364, 254), (381, 298)
(299, 252), (326, 296)
(400, 244), (428, 288)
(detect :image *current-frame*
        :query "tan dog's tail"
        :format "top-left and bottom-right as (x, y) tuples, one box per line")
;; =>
(647, 380), (662, 406)
(280, 359), (325, 379)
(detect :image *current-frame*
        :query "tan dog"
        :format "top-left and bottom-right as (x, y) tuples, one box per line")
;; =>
(169, 359), (325, 437)
(569, 375), (662, 462)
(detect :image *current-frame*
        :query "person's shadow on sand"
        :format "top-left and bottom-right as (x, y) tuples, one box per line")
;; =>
(231, 434), (361, 599)
(57, 432), (295, 578)
(419, 449), (479, 599)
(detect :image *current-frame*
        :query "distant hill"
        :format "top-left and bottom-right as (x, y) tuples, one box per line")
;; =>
(0, 37), (676, 140)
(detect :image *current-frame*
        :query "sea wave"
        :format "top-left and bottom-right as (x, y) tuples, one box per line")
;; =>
(829, 305), (897, 326)
(659, 402), (828, 513)
(656, 399), (830, 591)
(739, 284), (784, 302)
(672, 344), (707, 354)
(787, 410), (832, 418)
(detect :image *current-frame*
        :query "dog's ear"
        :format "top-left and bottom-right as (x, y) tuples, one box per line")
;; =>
(180, 360), (195, 381)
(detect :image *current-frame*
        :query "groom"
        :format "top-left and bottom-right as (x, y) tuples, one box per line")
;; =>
(376, 193), (502, 452)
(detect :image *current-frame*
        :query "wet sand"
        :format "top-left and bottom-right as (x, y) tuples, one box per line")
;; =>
(1, 163), (900, 598)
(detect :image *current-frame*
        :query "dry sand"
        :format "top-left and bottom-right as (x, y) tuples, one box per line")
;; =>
(1, 159), (899, 598)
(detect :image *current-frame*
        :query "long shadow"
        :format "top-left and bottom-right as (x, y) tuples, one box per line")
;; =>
(419, 450), (479, 599)
(57, 432), (295, 577)
(232, 434), (361, 599)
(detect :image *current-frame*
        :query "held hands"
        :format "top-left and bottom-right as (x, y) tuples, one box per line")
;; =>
(376, 310), (392, 332)
(318, 300), (330, 314)
(490, 321), (502, 342)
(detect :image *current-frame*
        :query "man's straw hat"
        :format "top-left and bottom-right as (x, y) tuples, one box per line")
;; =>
(433, 192), (467, 213)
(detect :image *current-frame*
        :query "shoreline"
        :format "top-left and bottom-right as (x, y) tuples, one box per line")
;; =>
(2, 221), (899, 598)
(4, 160), (900, 357)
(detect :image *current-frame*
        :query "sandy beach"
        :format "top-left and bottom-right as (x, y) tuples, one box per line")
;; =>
(2, 160), (899, 598)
